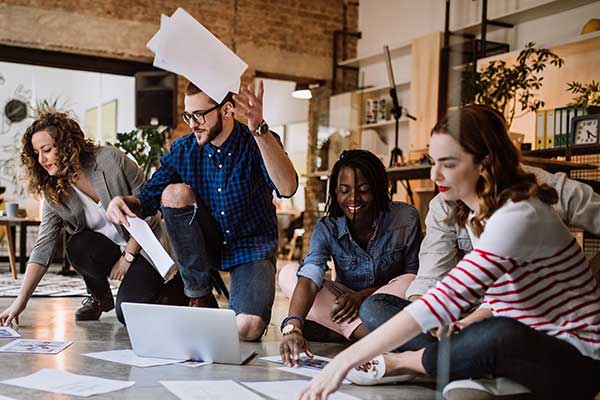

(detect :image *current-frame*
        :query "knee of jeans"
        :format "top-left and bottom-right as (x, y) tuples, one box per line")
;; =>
(66, 231), (95, 266)
(359, 295), (385, 332)
(161, 184), (196, 208)
(468, 316), (524, 353)
(237, 314), (265, 342)
(277, 263), (299, 297)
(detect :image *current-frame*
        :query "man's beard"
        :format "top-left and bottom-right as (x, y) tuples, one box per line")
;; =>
(194, 113), (223, 146)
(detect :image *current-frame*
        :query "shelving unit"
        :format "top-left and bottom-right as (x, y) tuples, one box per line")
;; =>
(337, 40), (411, 68)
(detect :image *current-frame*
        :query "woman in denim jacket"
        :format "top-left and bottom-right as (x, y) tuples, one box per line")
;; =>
(278, 149), (422, 366)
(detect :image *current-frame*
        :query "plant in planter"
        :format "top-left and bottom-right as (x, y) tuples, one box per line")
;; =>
(462, 42), (564, 127)
(112, 126), (171, 179)
(567, 80), (600, 114)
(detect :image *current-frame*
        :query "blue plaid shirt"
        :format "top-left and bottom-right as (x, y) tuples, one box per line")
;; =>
(138, 121), (285, 270)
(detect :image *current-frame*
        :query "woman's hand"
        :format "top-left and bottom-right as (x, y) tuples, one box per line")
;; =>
(109, 256), (131, 281)
(297, 358), (351, 400)
(280, 332), (313, 367)
(330, 292), (362, 324)
(0, 299), (26, 327)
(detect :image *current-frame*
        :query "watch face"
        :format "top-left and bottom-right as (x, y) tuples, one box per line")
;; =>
(575, 119), (599, 145)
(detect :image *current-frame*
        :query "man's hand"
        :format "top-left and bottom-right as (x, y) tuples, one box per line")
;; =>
(106, 196), (141, 227)
(232, 80), (264, 132)
(280, 332), (313, 368)
(109, 256), (131, 281)
(330, 292), (362, 324)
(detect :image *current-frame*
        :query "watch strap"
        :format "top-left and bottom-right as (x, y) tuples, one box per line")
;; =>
(281, 315), (305, 332)
(122, 250), (136, 263)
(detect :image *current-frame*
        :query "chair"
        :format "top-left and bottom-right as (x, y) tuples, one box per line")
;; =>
(210, 269), (229, 299)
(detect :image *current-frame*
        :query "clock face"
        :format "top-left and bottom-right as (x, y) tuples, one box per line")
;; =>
(574, 119), (599, 145)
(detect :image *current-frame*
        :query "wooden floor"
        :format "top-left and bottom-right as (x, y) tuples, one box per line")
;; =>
(0, 265), (438, 399)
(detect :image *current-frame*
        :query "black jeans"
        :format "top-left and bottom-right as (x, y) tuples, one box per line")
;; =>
(66, 230), (184, 324)
(360, 293), (600, 400)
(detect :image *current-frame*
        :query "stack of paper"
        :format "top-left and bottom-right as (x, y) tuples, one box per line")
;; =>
(147, 8), (248, 103)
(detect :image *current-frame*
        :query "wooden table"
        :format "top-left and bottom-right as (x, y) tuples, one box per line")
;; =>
(0, 216), (27, 279)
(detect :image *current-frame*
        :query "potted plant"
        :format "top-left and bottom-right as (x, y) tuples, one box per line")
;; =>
(567, 80), (600, 114)
(462, 42), (564, 127)
(112, 126), (171, 179)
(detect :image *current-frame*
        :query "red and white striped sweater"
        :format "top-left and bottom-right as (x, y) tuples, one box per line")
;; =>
(406, 198), (600, 359)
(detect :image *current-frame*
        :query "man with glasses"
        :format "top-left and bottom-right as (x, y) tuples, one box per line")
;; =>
(107, 80), (298, 341)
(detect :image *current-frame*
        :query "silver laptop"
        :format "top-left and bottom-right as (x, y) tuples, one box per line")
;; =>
(121, 302), (254, 365)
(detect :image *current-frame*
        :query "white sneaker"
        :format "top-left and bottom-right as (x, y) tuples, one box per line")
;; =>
(345, 354), (416, 386)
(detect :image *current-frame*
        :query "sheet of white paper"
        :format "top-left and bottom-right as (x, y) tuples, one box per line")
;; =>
(2, 369), (134, 397)
(243, 380), (362, 400)
(83, 349), (185, 368)
(123, 217), (174, 278)
(0, 326), (21, 338)
(0, 396), (18, 400)
(178, 360), (213, 368)
(0, 339), (72, 354)
(160, 380), (263, 400)
(147, 14), (182, 73)
(147, 8), (247, 103)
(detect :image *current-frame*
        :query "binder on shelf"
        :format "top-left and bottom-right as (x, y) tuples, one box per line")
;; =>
(554, 107), (568, 148)
(545, 109), (555, 148)
(535, 110), (546, 150)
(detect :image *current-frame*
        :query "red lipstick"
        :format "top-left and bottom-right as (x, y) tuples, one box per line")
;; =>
(438, 185), (450, 192)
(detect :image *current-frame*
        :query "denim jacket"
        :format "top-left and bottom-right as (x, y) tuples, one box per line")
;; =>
(297, 202), (422, 291)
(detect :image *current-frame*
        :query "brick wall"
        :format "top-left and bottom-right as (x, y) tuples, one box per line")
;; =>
(1, 0), (357, 136)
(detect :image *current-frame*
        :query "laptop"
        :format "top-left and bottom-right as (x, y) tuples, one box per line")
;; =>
(121, 302), (255, 365)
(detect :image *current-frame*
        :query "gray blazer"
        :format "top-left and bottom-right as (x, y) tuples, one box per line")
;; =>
(28, 146), (170, 268)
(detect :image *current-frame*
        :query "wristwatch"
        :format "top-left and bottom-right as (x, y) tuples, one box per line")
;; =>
(282, 324), (303, 336)
(253, 120), (269, 137)
(122, 251), (136, 263)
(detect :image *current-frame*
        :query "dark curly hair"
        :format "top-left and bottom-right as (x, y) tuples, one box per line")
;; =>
(21, 112), (97, 205)
(325, 149), (391, 218)
(432, 104), (558, 237)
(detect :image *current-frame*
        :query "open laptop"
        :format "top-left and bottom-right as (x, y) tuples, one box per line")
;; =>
(121, 302), (255, 365)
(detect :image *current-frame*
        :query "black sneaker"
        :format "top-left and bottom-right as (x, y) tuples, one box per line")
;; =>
(75, 294), (115, 321)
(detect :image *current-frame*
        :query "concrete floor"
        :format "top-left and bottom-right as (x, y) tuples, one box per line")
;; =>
(0, 268), (437, 399)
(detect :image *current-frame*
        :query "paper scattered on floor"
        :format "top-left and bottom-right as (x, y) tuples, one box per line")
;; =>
(0, 326), (21, 338)
(83, 349), (186, 368)
(261, 354), (351, 384)
(123, 217), (174, 278)
(0, 339), (72, 354)
(1, 369), (134, 397)
(146, 8), (247, 103)
(243, 380), (362, 400)
(0, 395), (18, 400)
(160, 380), (263, 400)
(178, 360), (213, 368)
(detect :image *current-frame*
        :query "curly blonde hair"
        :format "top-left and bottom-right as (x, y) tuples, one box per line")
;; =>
(433, 104), (558, 237)
(21, 112), (97, 205)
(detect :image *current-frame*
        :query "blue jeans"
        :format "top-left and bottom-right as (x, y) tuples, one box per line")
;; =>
(162, 203), (276, 323)
(360, 294), (600, 399)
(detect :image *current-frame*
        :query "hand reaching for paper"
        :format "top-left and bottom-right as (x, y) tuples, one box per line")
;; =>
(233, 80), (264, 132)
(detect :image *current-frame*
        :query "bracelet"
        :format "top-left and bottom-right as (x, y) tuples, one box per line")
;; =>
(280, 315), (305, 332)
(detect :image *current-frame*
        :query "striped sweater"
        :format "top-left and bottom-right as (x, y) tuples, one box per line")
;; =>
(405, 198), (600, 360)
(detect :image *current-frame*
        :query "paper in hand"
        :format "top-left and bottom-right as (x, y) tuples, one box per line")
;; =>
(123, 217), (174, 278)
(146, 8), (247, 103)
(0, 326), (21, 338)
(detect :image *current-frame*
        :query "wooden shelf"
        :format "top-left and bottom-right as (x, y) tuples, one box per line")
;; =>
(306, 170), (330, 179)
(451, 0), (598, 37)
(354, 82), (410, 95)
(338, 39), (412, 68)
(524, 144), (600, 158)
(360, 118), (409, 129)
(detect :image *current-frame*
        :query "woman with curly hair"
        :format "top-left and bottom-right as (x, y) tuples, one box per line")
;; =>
(0, 112), (185, 326)
(278, 149), (422, 366)
(298, 104), (600, 400)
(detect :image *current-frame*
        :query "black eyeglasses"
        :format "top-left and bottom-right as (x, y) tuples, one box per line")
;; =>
(182, 104), (221, 125)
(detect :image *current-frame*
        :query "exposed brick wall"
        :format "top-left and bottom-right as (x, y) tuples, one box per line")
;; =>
(0, 0), (358, 137)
